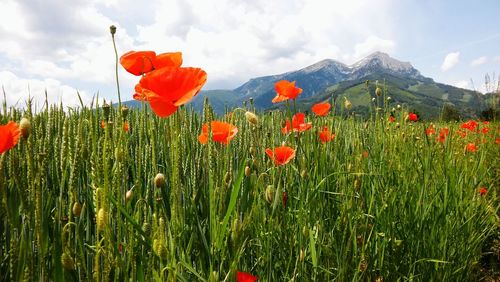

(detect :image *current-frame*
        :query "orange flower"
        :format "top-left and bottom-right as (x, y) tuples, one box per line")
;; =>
(311, 102), (331, 116)
(265, 146), (296, 166)
(198, 121), (238, 145)
(137, 67), (207, 117)
(282, 113), (312, 134)
(478, 187), (487, 196)
(496, 137), (500, 145)
(362, 151), (369, 158)
(408, 113), (418, 122)
(123, 122), (129, 132)
(120, 51), (182, 76)
(272, 80), (302, 103)
(236, 271), (258, 282)
(426, 124), (435, 136)
(101, 120), (106, 129)
(388, 116), (396, 123)
(436, 127), (449, 143)
(465, 143), (477, 153)
(319, 127), (335, 144)
(0, 121), (21, 154)
(456, 130), (467, 138)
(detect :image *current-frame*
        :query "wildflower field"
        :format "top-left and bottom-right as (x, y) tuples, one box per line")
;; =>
(0, 34), (499, 281)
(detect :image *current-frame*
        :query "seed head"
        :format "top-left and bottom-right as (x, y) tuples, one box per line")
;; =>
(109, 25), (116, 35)
(375, 87), (382, 97)
(245, 166), (251, 177)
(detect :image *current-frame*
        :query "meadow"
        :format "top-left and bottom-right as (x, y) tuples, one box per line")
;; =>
(0, 33), (499, 281)
(0, 93), (498, 281)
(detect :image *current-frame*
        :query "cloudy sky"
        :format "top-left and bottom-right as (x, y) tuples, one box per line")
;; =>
(0, 0), (499, 108)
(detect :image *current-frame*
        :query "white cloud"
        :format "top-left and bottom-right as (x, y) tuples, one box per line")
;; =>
(0, 0), (399, 102)
(494, 56), (500, 62)
(0, 71), (93, 109)
(441, 52), (460, 71)
(470, 56), (487, 67)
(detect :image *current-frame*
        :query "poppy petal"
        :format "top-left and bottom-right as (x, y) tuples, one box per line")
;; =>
(153, 52), (183, 69)
(120, 51), (156, 76)
(0, 121), (21, 154)
(311, 102), (331, 116)
(139, 67), (207, 107)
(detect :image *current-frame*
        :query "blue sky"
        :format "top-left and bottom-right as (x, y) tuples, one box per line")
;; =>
(0, 0), (498, 108)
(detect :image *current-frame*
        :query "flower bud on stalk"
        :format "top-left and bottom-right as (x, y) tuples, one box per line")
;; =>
(20, 117), (31, 138)
(154, 173), (166, 188)
(245, 111), (259, 125)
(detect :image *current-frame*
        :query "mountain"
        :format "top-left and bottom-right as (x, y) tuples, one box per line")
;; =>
(125, 52), (491, 119)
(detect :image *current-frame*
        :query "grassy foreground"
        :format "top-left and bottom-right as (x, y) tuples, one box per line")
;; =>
(0, 98), (498, 281)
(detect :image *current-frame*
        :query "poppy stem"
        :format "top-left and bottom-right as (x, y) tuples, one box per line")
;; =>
(110, 27), (122, 111)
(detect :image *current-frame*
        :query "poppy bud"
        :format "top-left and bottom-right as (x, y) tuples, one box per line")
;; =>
(224, 171), (232, 185)
(344, 97), (352, 110)
(372, 98), (376, 102)
(302, 226), (309, 237)
(102, 102), (111, 120)
(72, 202), (82, 217)
(19, 117), (31, 138)
(245, 111), (259, 125)
(231, 217), (242, 243)
(245, 166), (251, 177)
(142, 222), (151, 235)
(121, 106), (129, 119)
(387, 96), (391, 101)
(154, 173), (166, 188)
(109, 25), (116, 35)
(375, 87), (382, 97)
(210, 271), (219, 282)
(396, 104), (401, 110)
(249, 146), (256, 156)
(61, 252), (75, 270)
(299, 249), (305, 262)
(97, 208), (107, 231)
(395, 122), (400, 128)
(265, 185), (274, 204)
(125, 190), (133, 202)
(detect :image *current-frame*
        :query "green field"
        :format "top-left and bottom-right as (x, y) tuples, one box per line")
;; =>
(0, 97), (498, 281)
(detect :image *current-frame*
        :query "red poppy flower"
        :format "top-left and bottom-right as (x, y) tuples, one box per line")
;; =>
(236, 271), (258, 282)
(426, 124), (435, 136)
(282, 113), (312, 134)
(461, 120), (478, 132)
(124, 122), (130, 133)
(408, 113), (418, 122)
(272, 80), (302, 103)
(198, 121), (238, 145)
(388, 116), (396, 123)
(481, 127), (489, 134)
(0, 121), (21, 154)
(311, 102), (331, 116)
(465, 143), (477, 153)
(457, 130), (467, 138)
(478, 187), (487, 196)
(496, 137), (500, 145)
(265, 146), (296, 166)
(120, 51), (156, 76)
(101, 120), (106, 129)
(362, 151), (369, 158)
(319, 127), (335, 144)
(437, 127), (449, 143)
(137, 67), (207, 117)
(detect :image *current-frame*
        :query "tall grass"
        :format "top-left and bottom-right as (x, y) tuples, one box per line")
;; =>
(0, 95), (498, 281)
